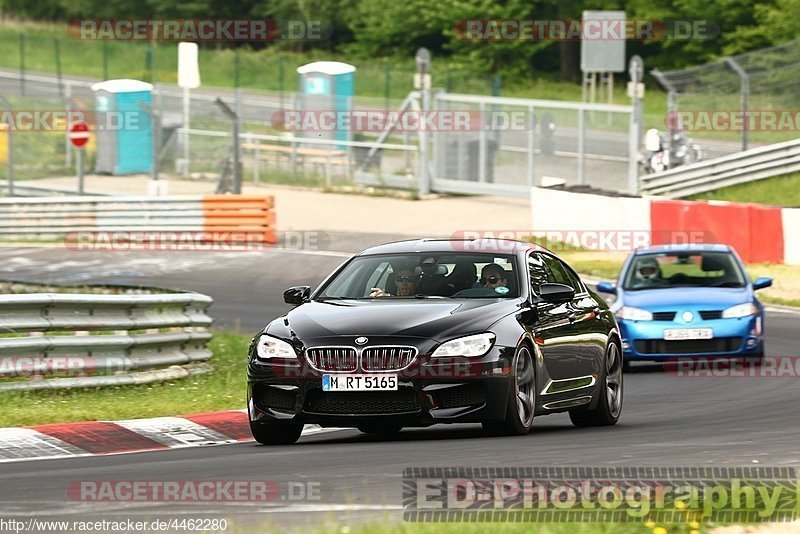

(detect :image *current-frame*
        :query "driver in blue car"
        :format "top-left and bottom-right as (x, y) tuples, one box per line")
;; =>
(632, 257), (665, 289)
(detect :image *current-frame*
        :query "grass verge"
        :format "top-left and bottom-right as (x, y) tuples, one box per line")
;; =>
(0, 330), (251, 427)
(686, 172), (800, 207)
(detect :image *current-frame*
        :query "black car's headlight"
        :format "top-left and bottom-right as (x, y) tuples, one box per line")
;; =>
(431, 333), (495, 358)
(255, 335), (297, 360)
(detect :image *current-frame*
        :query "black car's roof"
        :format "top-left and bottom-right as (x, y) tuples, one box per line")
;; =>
(357, 238), (548, 256)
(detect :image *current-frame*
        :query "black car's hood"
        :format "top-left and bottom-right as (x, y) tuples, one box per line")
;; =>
(271, 299), (520, 342)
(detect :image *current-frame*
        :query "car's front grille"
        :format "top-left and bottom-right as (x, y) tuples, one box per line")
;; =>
(635, 337), (742, 355)
(652, 311), (676, 321)
(303, 388), (421, 415)
(361, 347), (417, 371)
(433, 383), (487, 409)
(306, 347), (358, 372)
(699, 310), (723, 320)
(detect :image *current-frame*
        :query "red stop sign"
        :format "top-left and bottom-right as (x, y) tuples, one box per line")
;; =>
(68, 121), (90, 148)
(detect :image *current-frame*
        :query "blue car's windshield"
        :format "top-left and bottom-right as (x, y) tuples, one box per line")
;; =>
(318, 253), (520, 299)
(622, 252), (747, 291)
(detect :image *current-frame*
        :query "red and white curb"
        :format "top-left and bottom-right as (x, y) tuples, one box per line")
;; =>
(0, 410), (340, 463)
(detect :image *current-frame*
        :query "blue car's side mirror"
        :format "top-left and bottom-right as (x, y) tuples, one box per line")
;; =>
(752, 277), (772, 291)
(596, 281), (617, 294)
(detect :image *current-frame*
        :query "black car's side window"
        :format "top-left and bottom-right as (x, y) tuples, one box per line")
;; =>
(542, 255), (582, 292)
(528, 253), (550, 295)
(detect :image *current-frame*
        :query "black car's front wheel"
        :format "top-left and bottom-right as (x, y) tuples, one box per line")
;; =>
(250, 421), (303, 445)
(483, 345), (536, 436)
(569, 340), (623, 427)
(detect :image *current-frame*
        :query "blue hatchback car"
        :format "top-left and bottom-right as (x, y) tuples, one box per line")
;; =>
(596, 244), (772, 363)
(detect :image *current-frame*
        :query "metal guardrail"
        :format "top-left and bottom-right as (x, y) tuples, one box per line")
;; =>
(0, 194), (276, 242)
(640, 138), (800, 198)
(0, 290), (214, 391)
(0, 184), (110, 197)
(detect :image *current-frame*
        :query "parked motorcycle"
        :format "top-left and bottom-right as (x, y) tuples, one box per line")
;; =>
(641, 128), (703, 173)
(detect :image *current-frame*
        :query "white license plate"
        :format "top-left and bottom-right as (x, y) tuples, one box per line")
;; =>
(663, 328), (714, 341)
(322, 374), (398, 391)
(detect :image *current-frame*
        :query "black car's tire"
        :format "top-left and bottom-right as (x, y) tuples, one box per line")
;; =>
(250, 421), (303, 445)
(357, 423), (403, 435)
(569, 340), (623, 427)
(482, 345), (536, 436)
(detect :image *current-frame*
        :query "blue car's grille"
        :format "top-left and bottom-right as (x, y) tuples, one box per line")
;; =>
(635, 337), (743, 355)
(652, 311), (676, 321)
(699, 310), (724, 320)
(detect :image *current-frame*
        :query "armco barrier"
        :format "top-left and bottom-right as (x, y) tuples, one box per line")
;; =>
(530, 186), (795, 265)
(0, 194), (276, 243)
(0, 290), (214, 391)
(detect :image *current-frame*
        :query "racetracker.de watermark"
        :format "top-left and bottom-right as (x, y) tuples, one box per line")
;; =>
(666, 110), (800, 131)
(68, 19), (325, 41)
(0, 110), (144, 132)
(64, 231), (330, 252)
(0, 356), (128, 377)
(271, 110), (534, 132)
(666, 357), (800, 378)
(68, 480), (321, 502)
(450, 230), (716, 252)
(403, 466), (799, 522)
(454, 19), (719, 41)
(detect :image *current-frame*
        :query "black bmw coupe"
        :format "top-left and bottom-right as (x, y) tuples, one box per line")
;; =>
(247, 238), (623, 444)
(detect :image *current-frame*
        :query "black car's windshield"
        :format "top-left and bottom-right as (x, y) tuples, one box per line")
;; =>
(622, 251), (747, 290)
(318, 253), (520, 299)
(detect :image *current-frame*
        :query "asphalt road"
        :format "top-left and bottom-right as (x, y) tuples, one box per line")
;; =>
(1, 237), (799, 529)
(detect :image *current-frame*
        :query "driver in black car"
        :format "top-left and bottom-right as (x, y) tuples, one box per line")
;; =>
(370, 267), (420, 297)
(480, 263), (508, 289)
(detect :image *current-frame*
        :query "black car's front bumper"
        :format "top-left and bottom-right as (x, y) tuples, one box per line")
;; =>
(247, 346), (516, 428)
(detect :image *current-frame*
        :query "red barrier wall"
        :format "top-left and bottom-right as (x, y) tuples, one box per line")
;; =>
(650, 199), (784, 263)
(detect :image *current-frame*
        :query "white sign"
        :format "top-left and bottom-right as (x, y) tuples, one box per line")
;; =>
(177, 42), (201, 89)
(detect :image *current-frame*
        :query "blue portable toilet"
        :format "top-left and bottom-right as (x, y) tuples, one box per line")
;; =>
(91, 79), (153, 175)
(296, 62), (355, 149)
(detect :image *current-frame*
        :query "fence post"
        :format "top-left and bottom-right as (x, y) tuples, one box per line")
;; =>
(628, 55), (644, 195)
(724, 56), (749, 151)
(103, 41), (109, 80)
(0, 96), (13, 196)
(19, 34), (25, 97)
(415, 48), (432, 195)
(384, 64), (391, 111)
(55, 39), (64, 99)
(577, 108), (585, 185)
(214, 98), (242, 194)
(279, 55), (285, 109)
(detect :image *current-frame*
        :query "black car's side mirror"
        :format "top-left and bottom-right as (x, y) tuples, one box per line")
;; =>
(284, 286), (311, 305)
(539, 283), (575, 303)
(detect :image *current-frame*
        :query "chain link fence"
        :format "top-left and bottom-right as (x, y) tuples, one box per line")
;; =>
(652, 39), (800, 158)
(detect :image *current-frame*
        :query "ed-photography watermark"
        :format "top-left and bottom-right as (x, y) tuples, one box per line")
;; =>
(667, 110), (800, 132)
(403, 466), (799, 522)
(68, 479), (321, 502)
(68, 19), (327, 41)
(271, 109), (533, 133)
(454, 19), (719, 41)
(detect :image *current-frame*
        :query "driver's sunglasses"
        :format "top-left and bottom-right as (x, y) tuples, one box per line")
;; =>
(640, 267), (657, 274)
(481, 275), (502, 284)
(396, 275), (419, 283)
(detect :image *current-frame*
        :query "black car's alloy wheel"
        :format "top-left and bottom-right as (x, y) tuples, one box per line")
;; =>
(250, 421), (303, 445)
(482, 345), (536, 436)
(569, 341), (623, 427)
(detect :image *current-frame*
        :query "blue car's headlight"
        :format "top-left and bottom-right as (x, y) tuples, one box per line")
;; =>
(722, 303), (757, 319)
(256, 335), (297, 360)
(432, 333), (495, 358)
(616, 307), (653, 321)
